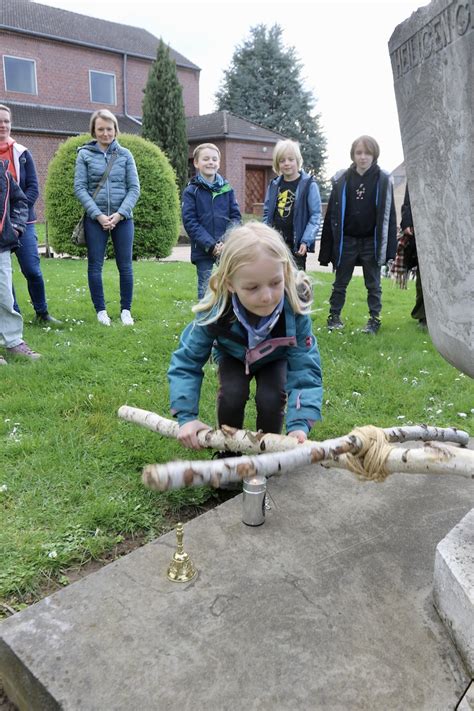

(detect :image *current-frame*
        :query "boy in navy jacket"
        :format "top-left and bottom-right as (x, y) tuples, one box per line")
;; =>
(182, 143), (241, 299)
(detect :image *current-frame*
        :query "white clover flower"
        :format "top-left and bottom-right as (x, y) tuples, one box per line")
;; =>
(352, 391), (361, 397)
(0, 484), (8, 492)
(457, 412), (467, 418)
(396, 415), (405, 420)
(48, 550), (58, 559)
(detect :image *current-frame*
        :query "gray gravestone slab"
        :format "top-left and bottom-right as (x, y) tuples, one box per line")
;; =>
(388, 0), (473, 376)
(1, 458), (473, 710)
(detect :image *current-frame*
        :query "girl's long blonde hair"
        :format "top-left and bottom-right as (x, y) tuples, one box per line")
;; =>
(193, 222), (313, 325)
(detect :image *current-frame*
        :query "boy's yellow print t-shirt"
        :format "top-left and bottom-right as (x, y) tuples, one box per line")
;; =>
(273, 177), (300, 248)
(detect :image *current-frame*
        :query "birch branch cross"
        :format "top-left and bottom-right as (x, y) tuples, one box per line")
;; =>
(118, 406), (472, 491)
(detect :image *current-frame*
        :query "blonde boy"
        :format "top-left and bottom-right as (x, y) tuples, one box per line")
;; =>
(182, 143), (241, 299)
(263, 139), (321, 271)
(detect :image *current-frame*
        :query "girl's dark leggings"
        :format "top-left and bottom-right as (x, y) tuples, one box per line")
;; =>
(217, 355), (287, 434)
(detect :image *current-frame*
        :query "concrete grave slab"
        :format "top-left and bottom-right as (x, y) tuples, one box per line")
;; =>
(433, 508), (474, 675)
(1, 457), (473, 710)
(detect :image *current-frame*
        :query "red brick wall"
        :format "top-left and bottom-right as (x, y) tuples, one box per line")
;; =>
(176, 67), (200, 117)
(14, 132), (67, 222)
(0, 31), (200, 117)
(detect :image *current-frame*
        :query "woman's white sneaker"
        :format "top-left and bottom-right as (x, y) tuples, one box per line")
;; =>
(121, 310), (134, 326)
(97, 310), (111, 326)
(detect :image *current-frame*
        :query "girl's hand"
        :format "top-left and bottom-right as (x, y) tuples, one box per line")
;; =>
(288, 430), (307, 444)
(177, 420), (211, 449)
(297, 243), (308, 256)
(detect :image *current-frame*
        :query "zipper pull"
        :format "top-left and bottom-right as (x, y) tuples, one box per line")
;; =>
(245, 351), (250, 375)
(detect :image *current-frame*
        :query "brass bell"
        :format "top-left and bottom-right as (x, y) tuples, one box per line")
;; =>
(167, 522), (197, 582)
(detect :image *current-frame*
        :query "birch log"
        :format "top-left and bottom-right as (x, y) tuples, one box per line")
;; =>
(141, 432), (473, 491)
(322, 442), (474, 478)
(118, 406), (469, 452)
(142, 435), (361, 491)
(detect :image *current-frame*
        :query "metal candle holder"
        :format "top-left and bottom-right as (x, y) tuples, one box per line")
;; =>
(167, 522), (197, 582)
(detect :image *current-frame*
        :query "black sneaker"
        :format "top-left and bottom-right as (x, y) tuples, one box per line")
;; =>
(35, 312), (63, 326)
(362, 316), (381, 334)
(327, 314), (344, 330)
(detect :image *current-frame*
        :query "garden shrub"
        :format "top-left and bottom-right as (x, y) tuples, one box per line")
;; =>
(44, 133), (180, 258)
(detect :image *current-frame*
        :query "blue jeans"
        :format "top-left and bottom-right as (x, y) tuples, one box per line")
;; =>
(0, 250), (24, 348)
(13, 223), (48, 315)
(329, 235), (382, 318)
(196, 258), (214, 300)
(85, 216), (134, 312)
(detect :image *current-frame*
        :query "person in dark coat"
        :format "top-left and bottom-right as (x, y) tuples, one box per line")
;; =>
(0, 104), (61, 325)
(319, 135), (397, 334)
(400, 185), (426, 329)
(182, 143), (241, 299)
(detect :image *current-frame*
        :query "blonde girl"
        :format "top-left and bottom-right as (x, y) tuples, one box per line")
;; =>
(168, 222), (323, 451)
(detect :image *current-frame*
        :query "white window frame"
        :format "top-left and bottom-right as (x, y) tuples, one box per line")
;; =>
(89, 70), (117, 105)
(3, 55), (38, 95)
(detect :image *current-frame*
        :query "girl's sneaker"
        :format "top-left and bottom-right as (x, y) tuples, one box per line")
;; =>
(121, 310), (134, 326)
(97, 310), (111, 326)
(6, 341), (41, 359)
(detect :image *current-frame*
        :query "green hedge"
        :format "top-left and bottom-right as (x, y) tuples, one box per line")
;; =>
(44, 134), (180, 258)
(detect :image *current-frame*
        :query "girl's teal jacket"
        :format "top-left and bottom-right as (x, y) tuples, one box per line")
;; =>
(74, 139), (140, 220)
(168, 297), (323, 434)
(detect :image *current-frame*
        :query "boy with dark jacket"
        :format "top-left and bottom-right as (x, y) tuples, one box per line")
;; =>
(0, 160), (40, 363)
(182, 143), (241, 299)
(319, 135), (397, 334)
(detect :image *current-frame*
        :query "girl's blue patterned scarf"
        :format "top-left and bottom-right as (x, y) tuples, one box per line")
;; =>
(232, 294), (285, 349)
(196, 172), (225, 191)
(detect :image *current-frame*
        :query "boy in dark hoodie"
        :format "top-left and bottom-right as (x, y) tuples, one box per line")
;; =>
(182, 143), (241, 299)
(319, 135), (397, 334)
(0, 159), (41, 363)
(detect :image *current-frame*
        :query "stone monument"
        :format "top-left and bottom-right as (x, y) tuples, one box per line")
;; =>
(389, 0), (473, 377)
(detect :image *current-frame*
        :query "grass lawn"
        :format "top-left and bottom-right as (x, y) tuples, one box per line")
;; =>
(1, 256), (472, 611)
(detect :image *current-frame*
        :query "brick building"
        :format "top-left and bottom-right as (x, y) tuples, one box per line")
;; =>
(0, 0), (282, 218)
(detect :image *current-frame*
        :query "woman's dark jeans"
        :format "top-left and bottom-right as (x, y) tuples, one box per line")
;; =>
(84, 216), (134, 312)
(217, 354), (287, 434)
(13, 223), (48, 315)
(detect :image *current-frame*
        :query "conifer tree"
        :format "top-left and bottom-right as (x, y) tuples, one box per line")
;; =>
(216, 24), (326, 183)
(142, 40), (188, 192)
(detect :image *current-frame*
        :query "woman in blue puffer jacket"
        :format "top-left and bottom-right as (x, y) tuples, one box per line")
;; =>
(74, 109), (140, 326)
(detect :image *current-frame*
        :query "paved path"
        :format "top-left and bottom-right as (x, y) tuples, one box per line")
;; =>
(162, 245), (364, 277)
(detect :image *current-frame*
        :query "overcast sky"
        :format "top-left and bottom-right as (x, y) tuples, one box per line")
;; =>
(42, 0), (426, 177)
